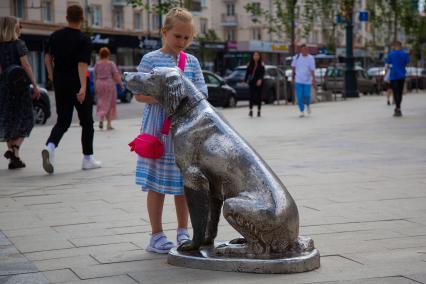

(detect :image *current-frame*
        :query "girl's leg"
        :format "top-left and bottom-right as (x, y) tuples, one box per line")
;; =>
(147, 190), (165, 234)
(174, 194), (189, 230)
(106, 116), (113, 130)
(387, 88), (392, 104)
(99, 116), (104, 129)
(9, 137), (24, 158)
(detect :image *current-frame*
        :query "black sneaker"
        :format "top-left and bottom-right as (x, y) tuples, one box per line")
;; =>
(249, 110), (253, 117)
(257, 110), (261, 117)
(394, 109), (402, 117)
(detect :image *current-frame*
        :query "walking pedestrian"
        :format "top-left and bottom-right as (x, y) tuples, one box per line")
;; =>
(42, 5), (101, 173)
(244, 51), (265, 117)
(134, 7), (207, 254)
(385, 41), (409, 117)
(94, 47), (124, 130)
(383, 69), (392, 105)
(0, 16), (40, 169)
(291, 44), (316, 117)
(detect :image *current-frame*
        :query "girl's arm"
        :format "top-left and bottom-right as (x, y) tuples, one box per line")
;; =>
(20, 55), (40, 99)
(135, 94), (159, 104)
(111, 62), (124, 90)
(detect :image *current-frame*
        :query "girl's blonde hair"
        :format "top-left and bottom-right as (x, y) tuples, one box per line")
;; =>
(162, 7), (194, 39)
(0, 16), (18, 42)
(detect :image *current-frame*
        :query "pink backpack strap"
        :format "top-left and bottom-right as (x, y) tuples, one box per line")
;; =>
(178, 51), (186, 71)
(160, 51), (186, 135)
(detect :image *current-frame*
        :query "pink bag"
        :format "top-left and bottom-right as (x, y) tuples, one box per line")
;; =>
(129, 51), (186, 159)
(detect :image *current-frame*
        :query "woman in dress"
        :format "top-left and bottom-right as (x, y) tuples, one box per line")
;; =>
(0, 16), (40, 169)
(94, 47), (124, 130)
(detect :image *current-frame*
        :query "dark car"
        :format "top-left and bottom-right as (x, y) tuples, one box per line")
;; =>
(87, 68), (134, 103)
(323, 66), (378, 94)
(203, 71), (237, 108)
(224, 65), (286, 104)
(31, 85), (51, 125)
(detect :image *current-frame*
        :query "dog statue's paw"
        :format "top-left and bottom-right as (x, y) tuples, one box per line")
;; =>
(177, 240), (200, 252)
(229, 237), (246, 244)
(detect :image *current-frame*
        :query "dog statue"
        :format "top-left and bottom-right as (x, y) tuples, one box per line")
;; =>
(125, 67), (313, 258)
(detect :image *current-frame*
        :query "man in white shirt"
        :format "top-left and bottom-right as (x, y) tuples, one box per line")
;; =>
(291, 44), (316, 117)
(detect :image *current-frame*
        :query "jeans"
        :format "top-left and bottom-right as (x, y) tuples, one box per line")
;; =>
(295, 83), (311, 112)
(390, 79), (405, 110)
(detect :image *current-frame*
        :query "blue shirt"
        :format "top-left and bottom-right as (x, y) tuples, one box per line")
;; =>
(385, 50), (409, 80)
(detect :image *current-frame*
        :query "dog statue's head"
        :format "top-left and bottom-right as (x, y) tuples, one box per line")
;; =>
(124, 67), (185, 116)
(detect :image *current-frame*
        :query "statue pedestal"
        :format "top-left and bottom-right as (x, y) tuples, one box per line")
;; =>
(167, 241), (320, 274)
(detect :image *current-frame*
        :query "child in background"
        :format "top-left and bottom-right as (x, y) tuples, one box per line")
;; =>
(134, 7), (207, 254)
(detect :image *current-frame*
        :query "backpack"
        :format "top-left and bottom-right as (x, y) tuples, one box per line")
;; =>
(0, 41), (30, 94)
(2, 64), (30, 93)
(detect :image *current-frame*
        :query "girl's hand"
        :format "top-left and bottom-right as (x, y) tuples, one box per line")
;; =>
(32, 86), (41, 100)
(256, 79), (262, 87)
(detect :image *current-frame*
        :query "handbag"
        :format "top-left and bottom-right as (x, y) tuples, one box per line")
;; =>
(128, 51), (186, 159)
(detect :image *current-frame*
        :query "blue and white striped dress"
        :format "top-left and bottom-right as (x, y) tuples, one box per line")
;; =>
(135, 49), (208, 195)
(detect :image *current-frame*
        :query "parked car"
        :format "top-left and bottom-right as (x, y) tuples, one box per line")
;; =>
(367, 67), (388, 91)
(285, 68), (327, 88)
(406, 67), (426, 91)
(224, 65), (286, 104)
(87, 67), (134, 103)
(31, 85), (51, 125)
(202, 71), (237, 108)
(323, 66), (378, 94)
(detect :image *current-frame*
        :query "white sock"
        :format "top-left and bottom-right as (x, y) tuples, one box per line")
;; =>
(84, 155), (92, 161)
(46, 142), (55, 152)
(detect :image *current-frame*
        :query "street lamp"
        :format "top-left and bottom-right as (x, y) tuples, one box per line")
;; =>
(342, 0), (359, 98)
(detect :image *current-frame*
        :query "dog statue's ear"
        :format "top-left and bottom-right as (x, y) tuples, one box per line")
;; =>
(164, 70), (185, 116)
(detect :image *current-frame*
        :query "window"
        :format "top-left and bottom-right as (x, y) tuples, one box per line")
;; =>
(14, 0), (25, 18)
(226, 3), (235, 16)
(226, 29), (235, 41)
(252, 2), (261, 13)
(153, 15), (161, 30)
(207, 74), (220, 86)
(113, 7), (124, 29)
(252, 28), (261, 40)
(200, 18), (207, 35)
(91, 5), (101, 27)
(41, 0), (52, 22)
(134, 12), (142, 30)
(267, 68), (278, 77)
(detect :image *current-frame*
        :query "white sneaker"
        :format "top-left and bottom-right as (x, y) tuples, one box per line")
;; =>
(82, 157), (102, 170)
(41, 148), (54, 174)
(299, 112), (305, 118)
(307, 106), (311, 115)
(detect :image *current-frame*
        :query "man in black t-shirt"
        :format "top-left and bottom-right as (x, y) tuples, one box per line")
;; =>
(42, 5), (101, 173)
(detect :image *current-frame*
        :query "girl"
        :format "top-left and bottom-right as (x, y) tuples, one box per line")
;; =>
(134, 7), (207, 254)
(0, 16), (40, 169)
(94, 47), (124, 130)
(245, 51), (265, 117)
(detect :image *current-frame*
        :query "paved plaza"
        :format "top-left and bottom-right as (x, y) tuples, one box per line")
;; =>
(1, 92), (426, 283)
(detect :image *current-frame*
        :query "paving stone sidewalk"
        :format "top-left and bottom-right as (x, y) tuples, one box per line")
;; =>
(1, 93), (426, 284)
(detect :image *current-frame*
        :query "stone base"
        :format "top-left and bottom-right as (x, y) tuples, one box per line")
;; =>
(167, 241), (320, 274)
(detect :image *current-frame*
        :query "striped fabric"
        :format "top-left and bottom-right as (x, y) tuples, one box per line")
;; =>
(135, 49), (207, 195)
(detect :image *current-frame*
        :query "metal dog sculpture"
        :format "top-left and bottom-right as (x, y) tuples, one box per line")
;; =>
(125, 67), (312, 258)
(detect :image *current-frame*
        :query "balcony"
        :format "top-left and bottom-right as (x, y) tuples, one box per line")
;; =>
(112, 0), (127, 6)
(221, 14), (238, 27)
